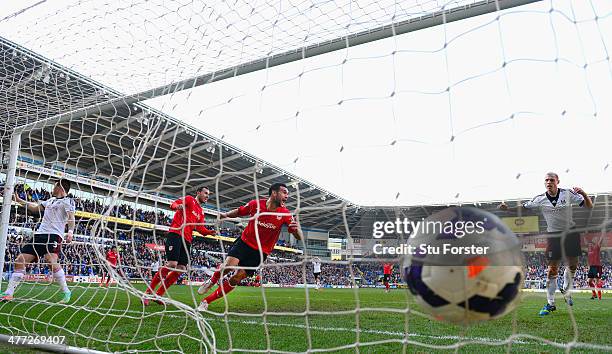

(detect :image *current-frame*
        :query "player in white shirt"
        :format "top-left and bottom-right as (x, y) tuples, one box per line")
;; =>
(312, 257), (322, 290)
(500, 172), (593, 316)
(151, 259), (160, 280)
(1, 180), (75, 304)
(151, 260), (160, 273)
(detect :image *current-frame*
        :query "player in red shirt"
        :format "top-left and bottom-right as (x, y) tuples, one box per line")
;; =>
(383, 263), (393, 293)
(596, 278), (605, 298)
(144, 186), (215, 305)
(101, 246), (121, 287)
(197, 183), (302, 311)
(587, 234), (604, 300)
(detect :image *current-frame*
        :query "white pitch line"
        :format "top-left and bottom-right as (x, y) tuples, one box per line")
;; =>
(7, 296), (610, 350)
(236, 293), (409, 305)
(70, 305), (534, 345)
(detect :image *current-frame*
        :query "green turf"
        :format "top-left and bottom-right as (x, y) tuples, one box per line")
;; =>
(1, 283), (610, 353)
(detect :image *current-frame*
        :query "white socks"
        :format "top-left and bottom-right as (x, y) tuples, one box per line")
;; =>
(547, 276), (557, 306)
(5, 271), (24, 296)
(563, 267), (575, 293)
(53, 268), (69, 293)
(5, 268), (68, 296)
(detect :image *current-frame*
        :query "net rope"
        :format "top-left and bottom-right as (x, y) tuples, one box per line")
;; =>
(1, 0), (611, 352)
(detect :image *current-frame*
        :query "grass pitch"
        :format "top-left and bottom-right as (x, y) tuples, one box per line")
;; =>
(1, 282), (611, 353)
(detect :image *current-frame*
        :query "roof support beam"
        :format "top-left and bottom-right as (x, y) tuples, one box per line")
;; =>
(222, 171), (283, 196)
(287, 192), (341, 207)
(47, 114), (135, 162)
(221, 172), (286, 205)
(133, 140), (215, 178)
(86, 123), (185, 172)
(165, 153), (244, 184)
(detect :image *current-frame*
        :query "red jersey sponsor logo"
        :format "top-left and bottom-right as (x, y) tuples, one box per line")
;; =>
(238, 199), (294, 255)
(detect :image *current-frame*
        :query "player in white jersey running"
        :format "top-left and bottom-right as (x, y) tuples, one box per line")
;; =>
(1, 180), (75, 303)
(312, 257), (322, 290)
(500, 172), (592, 316)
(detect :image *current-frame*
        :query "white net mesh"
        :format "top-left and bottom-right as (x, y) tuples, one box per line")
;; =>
(0, 0), (495, 95)
(1, 0), (612, 353)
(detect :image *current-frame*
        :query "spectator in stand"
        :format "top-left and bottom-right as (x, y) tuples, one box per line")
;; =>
(4, 184), (611, 290)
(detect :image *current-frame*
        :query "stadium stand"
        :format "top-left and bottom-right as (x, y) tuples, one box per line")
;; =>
(4, 183), (610, 289)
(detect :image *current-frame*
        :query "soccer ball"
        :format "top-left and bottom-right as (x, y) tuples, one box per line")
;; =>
(402, 207), (524, 324)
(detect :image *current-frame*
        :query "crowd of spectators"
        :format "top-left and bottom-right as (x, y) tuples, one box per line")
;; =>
(14, 185), (174, 226)
(74, 197), (174, 226)
(524, 251), (612, 289)
(2, 185), (611, 289)
(7, 227), (608, 289)
(3, 229), (400, 287)
(259, 261), (402, 287)
(12, 185), (288, 246)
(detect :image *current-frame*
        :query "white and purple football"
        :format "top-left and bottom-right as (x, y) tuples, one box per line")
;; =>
(402, 207), (524, 324)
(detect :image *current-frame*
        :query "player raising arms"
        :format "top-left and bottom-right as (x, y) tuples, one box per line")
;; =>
(312, 257), (322, 290)
(383, 262), (392, 293)
(587, 233), (604, 300)
(143, 186), (215, 304)
(1, 180), (75, 303)
(500, 172), (593, 316)
(197, 183), (303, 311)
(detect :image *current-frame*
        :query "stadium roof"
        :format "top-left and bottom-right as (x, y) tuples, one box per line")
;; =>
(3, 0), (589, 207)
(0, 36), (362, 233)
(2, 35), (611, 237)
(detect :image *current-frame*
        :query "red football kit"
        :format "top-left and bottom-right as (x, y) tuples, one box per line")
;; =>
(588, 242), (601, 266)
(237, 199), (296, 255)
(169, 195), (215, 243)
(106, 250), (119, 267)
(383, 263), (392, 275)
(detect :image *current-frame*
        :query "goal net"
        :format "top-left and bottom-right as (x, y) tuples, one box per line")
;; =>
(1, 0), (612, 352)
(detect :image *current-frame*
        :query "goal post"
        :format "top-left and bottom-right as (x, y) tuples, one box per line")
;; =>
(0, 133), (20, 289)
(1, 0), (612, 352)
